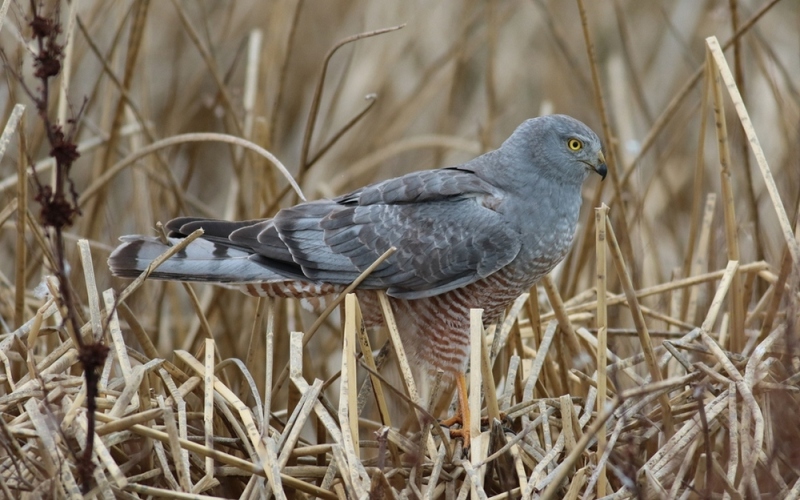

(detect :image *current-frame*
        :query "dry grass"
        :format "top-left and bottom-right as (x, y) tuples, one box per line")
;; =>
(1, 0), (799, 498)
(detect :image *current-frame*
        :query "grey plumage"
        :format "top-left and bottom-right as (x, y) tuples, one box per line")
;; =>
(109, 114), (606, 303)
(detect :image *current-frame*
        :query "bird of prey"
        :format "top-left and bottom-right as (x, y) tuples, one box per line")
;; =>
(109, 114), (607, 446)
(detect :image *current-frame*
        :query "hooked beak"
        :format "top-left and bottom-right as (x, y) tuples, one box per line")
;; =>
(593, 150), (608, 180)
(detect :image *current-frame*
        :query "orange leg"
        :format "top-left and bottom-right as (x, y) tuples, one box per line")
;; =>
(440, 373), (471, 448)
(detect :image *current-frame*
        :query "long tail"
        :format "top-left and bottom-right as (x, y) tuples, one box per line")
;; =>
(108, 235), (284, 283)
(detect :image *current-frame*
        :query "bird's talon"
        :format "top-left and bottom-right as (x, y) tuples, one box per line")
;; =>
(439, 415), (461, 428)
(448, 427), (470, 448)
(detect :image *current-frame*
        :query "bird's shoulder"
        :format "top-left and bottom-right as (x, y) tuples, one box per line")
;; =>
(334, 164), (500, 207)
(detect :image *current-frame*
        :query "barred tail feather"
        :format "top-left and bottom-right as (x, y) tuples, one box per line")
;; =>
(108, 236), (283, 283)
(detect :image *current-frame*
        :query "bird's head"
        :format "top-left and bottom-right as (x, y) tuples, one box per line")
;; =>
(499, 114), (607, 187)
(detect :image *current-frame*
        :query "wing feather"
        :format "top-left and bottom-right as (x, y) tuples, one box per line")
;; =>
(270, 169), (521, 299)
(122, 167), (520, 299)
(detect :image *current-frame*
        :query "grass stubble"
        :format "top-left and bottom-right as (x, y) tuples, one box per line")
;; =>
(0, 0), (798, 498)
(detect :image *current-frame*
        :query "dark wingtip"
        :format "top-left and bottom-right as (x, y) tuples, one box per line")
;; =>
(108, 238), (146, 277)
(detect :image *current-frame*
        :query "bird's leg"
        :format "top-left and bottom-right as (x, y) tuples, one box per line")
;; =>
(440, 373), (470, 448)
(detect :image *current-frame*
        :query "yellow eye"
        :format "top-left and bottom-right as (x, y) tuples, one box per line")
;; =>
(568, 139), (583, 151)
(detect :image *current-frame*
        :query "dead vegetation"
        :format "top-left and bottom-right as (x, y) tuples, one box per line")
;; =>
(0, 0), (799, 498)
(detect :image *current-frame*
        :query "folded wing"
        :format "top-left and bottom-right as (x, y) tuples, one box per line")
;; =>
(114, 168), (522, 300)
